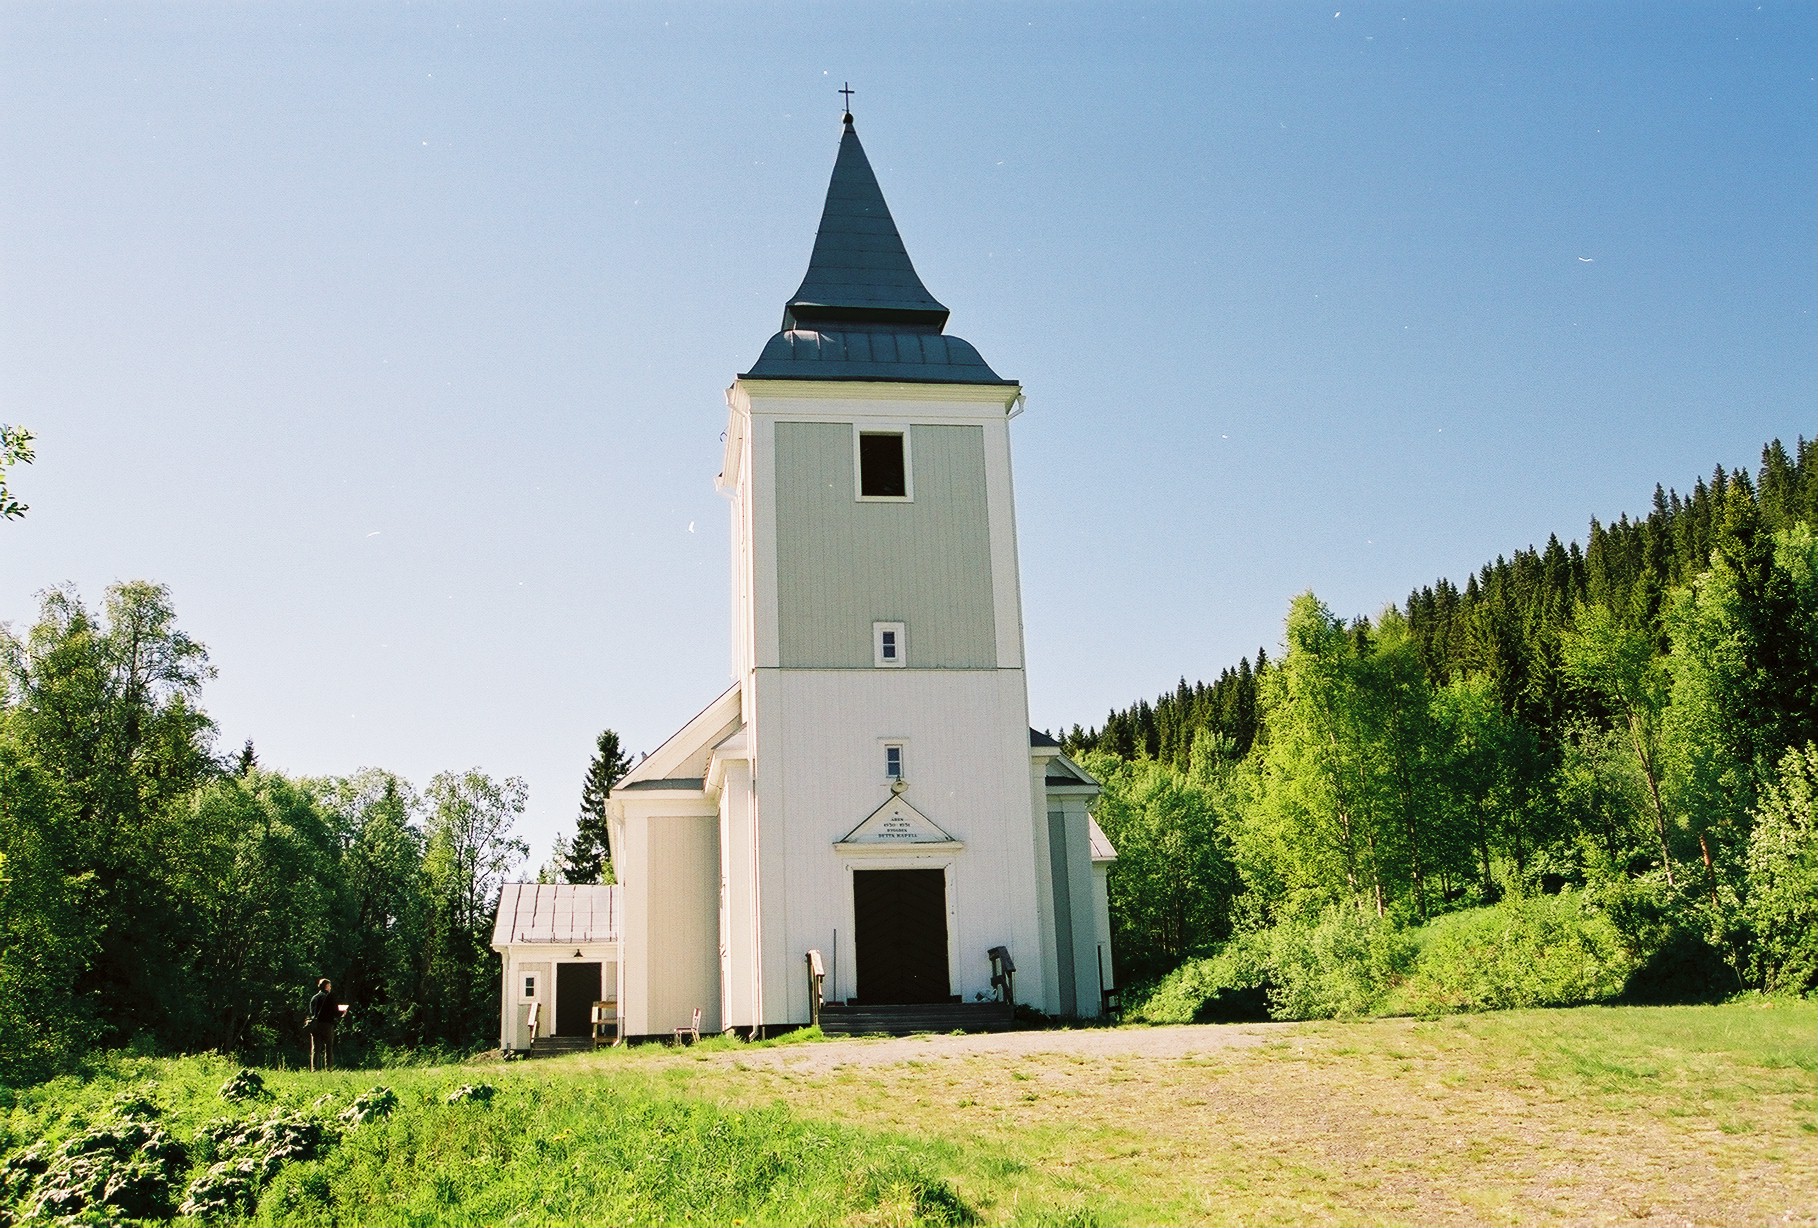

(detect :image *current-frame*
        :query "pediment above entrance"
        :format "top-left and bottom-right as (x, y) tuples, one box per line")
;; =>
(836, 792), (962, 850)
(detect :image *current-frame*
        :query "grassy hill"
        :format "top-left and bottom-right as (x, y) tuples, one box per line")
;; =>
(2, 1000), (1812, 1226)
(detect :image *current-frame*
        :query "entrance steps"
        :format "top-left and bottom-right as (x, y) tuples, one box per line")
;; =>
(527, 1036), (596, 1058)
(819, 1001), (1014, 1036)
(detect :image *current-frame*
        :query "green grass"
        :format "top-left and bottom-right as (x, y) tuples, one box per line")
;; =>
(0, 1053), (984, 1226)
(3, 1001), (1812, 1226)
(670, 1000), (1818, 1226)
(1469, 998), (1818, 1108)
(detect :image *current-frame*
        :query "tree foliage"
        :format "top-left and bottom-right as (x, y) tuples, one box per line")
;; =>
(1078, 438), (1818, 999)
(1078, 751), (1234, 981)
(421, 771), (529, 1046)
(0, 424), (32, 520)
(0, 583), (530, 1083)
(564, 729), (630, 884)
(1744, 744), (1818, 994)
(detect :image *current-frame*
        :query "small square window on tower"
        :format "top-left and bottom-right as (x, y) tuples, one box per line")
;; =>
(873, 621), (906, 668)
(884, 743), (905, 782)
(857, 430), (909, 499)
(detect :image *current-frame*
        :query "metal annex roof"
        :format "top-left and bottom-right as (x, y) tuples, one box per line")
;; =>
(1088, 817), (1117, 863)
(491, 882), (620, 947)
(743, 117), (1010, 386)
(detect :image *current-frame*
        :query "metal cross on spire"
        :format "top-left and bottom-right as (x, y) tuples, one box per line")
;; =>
(839, 82), (855, 120)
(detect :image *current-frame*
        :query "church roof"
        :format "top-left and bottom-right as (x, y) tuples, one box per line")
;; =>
(745, 326), (1006, 384)
(743, 117), (1012, 386)
(618, 777), (704, 792)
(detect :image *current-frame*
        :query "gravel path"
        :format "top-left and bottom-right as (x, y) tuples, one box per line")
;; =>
(698, 1022), (1290, 1073)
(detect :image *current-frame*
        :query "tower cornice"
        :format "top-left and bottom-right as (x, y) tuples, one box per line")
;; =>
(728, 377), (1021, 416)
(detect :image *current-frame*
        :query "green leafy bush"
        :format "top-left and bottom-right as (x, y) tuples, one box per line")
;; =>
(22, 1118), (189, 1220)
(1129, 893), (1659, 1023)
(337, 1086), (397, 1127)
(1266, 909), (1416, 1020)
(1745, 744), (1818, 994)
(1388, 891), (1630, 1014)
(1127, 909), (1414, 1023)
(1125, 931), (1272, 1024)
(218, 1069), (269, 1103)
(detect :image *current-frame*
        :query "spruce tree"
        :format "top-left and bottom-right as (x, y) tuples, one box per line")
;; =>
(564, 729), (630, 884)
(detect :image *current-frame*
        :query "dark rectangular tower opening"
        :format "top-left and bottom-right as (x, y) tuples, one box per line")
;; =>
(853, 868), (950, 1003)
(858, 432), (907, 497)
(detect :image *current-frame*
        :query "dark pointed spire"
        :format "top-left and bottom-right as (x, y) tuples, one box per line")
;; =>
(781, 120), (950, 332)
(742, 118), (1012, 386)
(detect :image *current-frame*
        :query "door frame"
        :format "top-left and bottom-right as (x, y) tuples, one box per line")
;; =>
(840, 856), (958, 1005)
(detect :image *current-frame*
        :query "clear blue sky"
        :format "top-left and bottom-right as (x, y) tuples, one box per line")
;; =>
(3, 2), (1813, 866)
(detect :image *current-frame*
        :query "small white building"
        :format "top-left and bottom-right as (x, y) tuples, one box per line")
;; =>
(491, 882), (621, 1053)
(496, 112), (1116, 1044)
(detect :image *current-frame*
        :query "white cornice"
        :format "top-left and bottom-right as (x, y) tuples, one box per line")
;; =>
(617, 683), (742, 787)
(729, 378), (1021, 419)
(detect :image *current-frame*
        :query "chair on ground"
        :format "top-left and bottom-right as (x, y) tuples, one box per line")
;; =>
(673, 1006), (702, 1046)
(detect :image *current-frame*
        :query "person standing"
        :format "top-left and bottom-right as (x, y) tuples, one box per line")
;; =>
(306, 978), (341, 1072)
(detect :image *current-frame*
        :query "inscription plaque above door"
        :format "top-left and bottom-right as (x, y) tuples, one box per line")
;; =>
(836, 792), (961, 848)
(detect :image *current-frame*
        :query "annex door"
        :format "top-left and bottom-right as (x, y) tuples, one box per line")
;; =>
(853, 869), (950, 1004)
(555, 962), (601, 1036)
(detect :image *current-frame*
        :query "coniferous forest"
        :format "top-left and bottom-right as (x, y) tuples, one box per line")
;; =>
(1066, 438), (1817, 1018)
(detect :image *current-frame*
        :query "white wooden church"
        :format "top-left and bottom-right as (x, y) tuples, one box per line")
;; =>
(494, 112), (1115, 1047)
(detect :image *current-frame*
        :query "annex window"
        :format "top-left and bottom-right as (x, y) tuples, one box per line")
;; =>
(857, 430), (909, 499)
(522, 974), (538, 1001)
(874, 621), (906, 668)
(884, 744), (905, 782)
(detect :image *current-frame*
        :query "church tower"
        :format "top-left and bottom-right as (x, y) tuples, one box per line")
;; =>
(606, 113), (1113, 1038)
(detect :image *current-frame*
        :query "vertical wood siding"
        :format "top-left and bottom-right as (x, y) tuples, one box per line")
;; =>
(754, 667), (1047, 1020)
(1046, 811), (1078, 1011)
(774, 421), (997, 669)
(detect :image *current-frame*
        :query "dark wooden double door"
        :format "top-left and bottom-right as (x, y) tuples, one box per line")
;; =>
(853, 869), (951, 1004)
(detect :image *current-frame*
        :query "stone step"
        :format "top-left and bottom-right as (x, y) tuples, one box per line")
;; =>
(819, 1002), (1014, 1036)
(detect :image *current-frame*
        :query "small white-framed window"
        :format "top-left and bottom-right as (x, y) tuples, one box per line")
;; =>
(873, 621), (906, 668)
(522, 973), (538, 1001)
(884, 743), (905, 782)
(855, 426), (912, 501)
